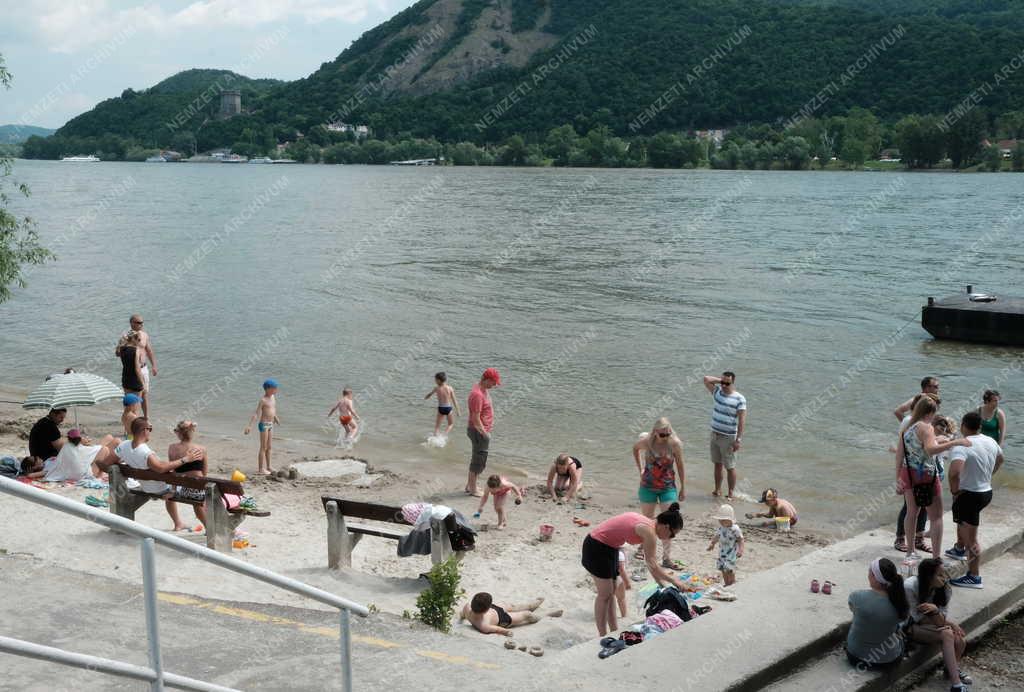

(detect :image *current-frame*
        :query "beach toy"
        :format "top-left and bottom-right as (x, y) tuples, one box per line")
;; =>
(810, 579), (820, 593)
(539, 523), (555, 541)
(775, 516), (791, 532)
(232, 538), (249, 549)
(473, 512), (481, 519)
(822, 581), (834, 595)
(901, 555), (920, 577)
(231, 469), (247, 482)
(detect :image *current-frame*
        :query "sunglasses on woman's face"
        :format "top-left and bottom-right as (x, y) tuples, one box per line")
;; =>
(657, 431), (671, 438)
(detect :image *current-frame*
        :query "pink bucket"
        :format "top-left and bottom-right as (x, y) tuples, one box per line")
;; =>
(539, 524), (555, 541)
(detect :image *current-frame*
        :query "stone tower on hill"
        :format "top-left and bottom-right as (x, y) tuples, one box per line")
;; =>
(219, 90), (241, 119)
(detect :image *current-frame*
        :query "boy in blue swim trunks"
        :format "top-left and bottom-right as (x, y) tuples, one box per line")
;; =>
(424, 372), (460, 436)
(244, 379), (280, 475)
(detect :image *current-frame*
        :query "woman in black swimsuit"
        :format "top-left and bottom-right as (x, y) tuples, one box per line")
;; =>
(166, 420), (208, 528)
(546, 453), (584, 502)
(118, 331), (145, 394)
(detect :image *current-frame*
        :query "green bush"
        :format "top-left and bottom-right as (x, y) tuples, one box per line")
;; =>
(415, 556), (464, 633)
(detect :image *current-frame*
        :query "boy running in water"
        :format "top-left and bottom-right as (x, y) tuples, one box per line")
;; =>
(327, 388), (360, 443)
(424, 372), (460, 436)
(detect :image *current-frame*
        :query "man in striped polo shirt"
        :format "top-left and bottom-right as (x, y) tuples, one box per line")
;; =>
(703, 371), (747, 500)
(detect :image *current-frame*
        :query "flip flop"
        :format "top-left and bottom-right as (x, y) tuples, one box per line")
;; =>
(528, 646), (544, 657)
(573, 517), (591, 527)
(84, 495), (108, 508)
(598, 639), (626, 659)
(504, 639), (518, 650)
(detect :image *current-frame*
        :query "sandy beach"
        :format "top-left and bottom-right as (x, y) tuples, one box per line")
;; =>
(0, 394), (830, 648)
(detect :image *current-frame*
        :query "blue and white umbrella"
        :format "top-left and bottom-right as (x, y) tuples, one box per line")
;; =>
(22, 372), (123, 426)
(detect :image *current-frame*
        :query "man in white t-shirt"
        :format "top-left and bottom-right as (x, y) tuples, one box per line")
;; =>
(947, 411), (1004, 590)
(115, 417), (202, 531)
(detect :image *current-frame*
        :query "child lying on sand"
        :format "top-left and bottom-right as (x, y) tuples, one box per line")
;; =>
(460, 593), (562, 636)
(745, 487), (798, 527)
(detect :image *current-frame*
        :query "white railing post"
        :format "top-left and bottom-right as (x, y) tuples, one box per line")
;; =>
(141, 538), (165, 691)
(340, 609), (352, 692)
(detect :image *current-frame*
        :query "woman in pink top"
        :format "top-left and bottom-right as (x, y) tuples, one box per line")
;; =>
(582, 505), (686, 636)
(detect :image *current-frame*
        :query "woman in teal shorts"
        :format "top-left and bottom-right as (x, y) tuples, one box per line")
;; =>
(632, 417), (686, 568)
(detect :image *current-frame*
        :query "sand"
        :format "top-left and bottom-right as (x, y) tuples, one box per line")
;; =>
(0, 398), (827, 649)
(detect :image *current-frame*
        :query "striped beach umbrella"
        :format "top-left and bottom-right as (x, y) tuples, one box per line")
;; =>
(22, 373), (123, 426)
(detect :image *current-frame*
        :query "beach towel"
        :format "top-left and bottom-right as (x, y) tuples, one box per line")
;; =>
(45, 444), (101, 483)
(645, 609), (684, 632)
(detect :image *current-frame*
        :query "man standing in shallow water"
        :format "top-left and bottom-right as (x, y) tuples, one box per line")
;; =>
(123, 314), (158, 417)
(465, 368), (500, 497)
(704, 371), (747, 500)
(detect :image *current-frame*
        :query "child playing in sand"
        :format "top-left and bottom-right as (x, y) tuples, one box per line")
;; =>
(614, 550), (630, 617)
(424, 372), (460, 436)
(473, 474), (523, 529)
(244, 379), (280, 475)
(327, 388), (360, 443)
(746, 488), (799, 528)
(545, 453), (584, 503)
(121, 393), (142, 438)
(460, 593), (562, 637)
(707, 504), (744, 586)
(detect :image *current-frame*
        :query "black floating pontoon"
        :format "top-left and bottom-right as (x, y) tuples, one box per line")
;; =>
(922, 285), (1024, 346)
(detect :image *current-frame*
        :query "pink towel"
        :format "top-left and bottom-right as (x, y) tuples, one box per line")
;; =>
(645, 609), (684, 632)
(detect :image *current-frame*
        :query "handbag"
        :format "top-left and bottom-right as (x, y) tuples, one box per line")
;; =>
(911, 466), (936, 507)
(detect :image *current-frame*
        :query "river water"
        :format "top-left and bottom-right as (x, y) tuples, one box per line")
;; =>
(3, 160), (1021, 530)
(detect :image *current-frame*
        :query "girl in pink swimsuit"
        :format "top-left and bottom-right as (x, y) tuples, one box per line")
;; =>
(474, 474), (523, 528)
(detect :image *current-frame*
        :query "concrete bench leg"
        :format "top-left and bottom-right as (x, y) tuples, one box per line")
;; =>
(204, 482), (239, 553)
(108, 465), (149, 522)
(430, 516), (454, 566)
(326, 500), (360, 569)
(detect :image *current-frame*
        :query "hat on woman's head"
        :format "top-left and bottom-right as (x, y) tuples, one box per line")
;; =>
(713, 504), (736, 522)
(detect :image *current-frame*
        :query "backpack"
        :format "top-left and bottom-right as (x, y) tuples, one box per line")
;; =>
(643, 586), (693, 622)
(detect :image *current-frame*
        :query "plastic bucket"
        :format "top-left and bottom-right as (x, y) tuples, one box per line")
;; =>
(539, 523), (555, 541)
(774, 516), (791, 532)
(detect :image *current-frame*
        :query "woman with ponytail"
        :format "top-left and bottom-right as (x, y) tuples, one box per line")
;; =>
(846, 557), (907, 669)
(581, 504), (686, 636)
(904, 558), (972, 690)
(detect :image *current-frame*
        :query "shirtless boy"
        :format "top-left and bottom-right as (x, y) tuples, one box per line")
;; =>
(460, 593), (561, 636)
(327, 388), (360, 442)
(424, 372), (460, 436)
(121, 393), (142, 438)
(244, 379), (280, 475)
(545, 453), (584, 503)
(746, 487), (799, 527)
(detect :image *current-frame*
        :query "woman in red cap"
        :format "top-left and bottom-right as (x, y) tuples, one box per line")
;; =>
(466, 368), (500, 496)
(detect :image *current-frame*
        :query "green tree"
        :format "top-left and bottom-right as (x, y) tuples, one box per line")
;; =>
(1013, 143), (1024, 172)
(945, 109), (985, 169)
(780, 136), (811, 170)
(498, 135), (528, 166)
(756, 142), (776, 170)
(738, 141), (759, 169)
(996, 110), (1024, 139)
(895, 115), (945, 169)
(0, 54), (54, 303)
(710, 141), (740, 169)
(839, 138), (869, 168)
(982, 145), (1004, 171)
(170, 130), (197, 155)
(843, 108), (882, 159)
(543, 124), (578, 166)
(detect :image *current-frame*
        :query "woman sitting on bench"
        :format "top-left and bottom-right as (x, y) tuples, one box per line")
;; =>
(115, 417), (203, 532)
(168, 420), (209, 530)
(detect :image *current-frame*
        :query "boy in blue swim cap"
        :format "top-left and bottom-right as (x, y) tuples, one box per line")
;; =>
(244, 379), (280, 475)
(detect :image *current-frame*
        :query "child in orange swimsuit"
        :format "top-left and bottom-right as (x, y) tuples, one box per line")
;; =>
(474, 474), (523, 529)
(327, 388), (359, 442)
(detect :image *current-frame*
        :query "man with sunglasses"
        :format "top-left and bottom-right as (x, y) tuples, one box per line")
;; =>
(122, 314), (158, 417)
(703, 371), (747, 499)
(115, 417), (202, 530)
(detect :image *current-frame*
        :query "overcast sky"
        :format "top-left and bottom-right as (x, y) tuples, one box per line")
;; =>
(0, 0), (419, 129)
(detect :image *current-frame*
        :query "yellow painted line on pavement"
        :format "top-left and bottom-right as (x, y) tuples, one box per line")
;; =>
(159, 593), (500, 671)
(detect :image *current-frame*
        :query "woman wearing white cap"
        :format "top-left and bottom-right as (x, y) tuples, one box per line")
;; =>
(846, 557), (908, 670)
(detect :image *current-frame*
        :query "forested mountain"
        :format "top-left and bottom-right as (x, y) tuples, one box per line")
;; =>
(0, 124), (54, 143)
(28, 0), (1024, 156)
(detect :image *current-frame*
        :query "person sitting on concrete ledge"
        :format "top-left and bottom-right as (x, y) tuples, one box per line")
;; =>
(904, 558), (972, 690)
(846, 557), (908, 671)
(460, 593), (562, 636)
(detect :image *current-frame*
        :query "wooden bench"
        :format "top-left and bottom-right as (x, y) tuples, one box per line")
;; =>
(320, 497), (456, 569)
(109, 464), (269, 553)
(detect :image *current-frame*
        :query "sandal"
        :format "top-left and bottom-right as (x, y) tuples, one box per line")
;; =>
(894, 537), (908, 552)
(528, 645), (544, 657)
(634, 547), (645, 561)
(914, 536), (932, 553)
(598, 639), (626, 659)
(661, 558), (686, 570)
(810, 579), (820, 593)
(822, 581), (833, 595)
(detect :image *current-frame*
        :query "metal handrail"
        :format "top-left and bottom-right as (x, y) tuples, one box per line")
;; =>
(0, 476), (368, 691)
